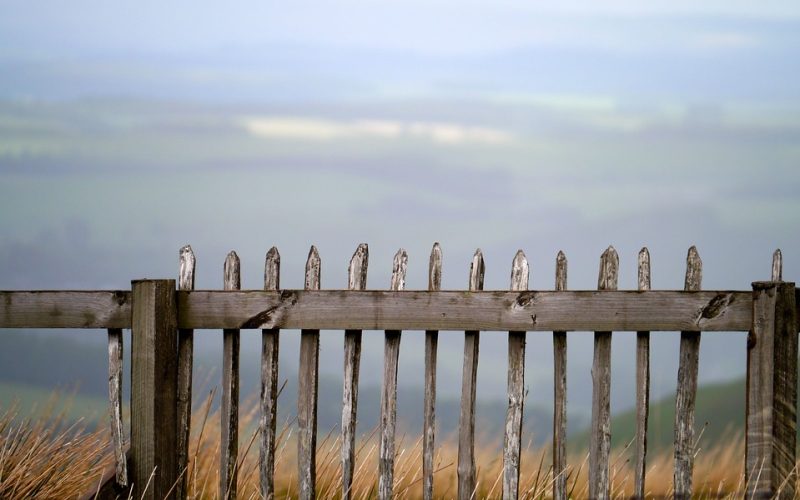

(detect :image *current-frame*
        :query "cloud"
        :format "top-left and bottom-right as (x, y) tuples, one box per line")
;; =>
(240, 116), (514, 145)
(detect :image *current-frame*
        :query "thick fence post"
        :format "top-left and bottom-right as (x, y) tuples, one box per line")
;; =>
(130, 279), (178, 500)
(746, 281), (797, 499)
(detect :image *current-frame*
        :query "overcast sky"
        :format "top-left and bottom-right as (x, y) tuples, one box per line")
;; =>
(1, 1), (798, 424)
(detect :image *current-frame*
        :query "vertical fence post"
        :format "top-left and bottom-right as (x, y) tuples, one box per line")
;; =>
(746, 280), (797, 499)
(130, 279), (178, 500)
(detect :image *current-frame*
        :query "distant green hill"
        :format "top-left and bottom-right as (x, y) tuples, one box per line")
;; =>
(572, 378), (747, 453)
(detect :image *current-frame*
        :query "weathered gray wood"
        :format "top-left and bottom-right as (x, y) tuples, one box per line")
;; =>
(674, 246), (702, 498)
(503, 250), (529, 500)
(634, 247), (650, 500)
(379, 249), (408, 500)
(176, 245), (195, 500)
(260, 247), (280, 500)
(552, 250), (567, 500)
(221, 251), (241, 500)
(130, 279), (178, 500)
(107, 327), (127, 487)
(423, 243), (442, 500)
(746, 281), (798, 499)
(773, 249), (782, 281)
(0, 291), (131, 328)
(299, 246), (321, 500)
(341, 243), (368, 500)
(589, 246), (618, 500)
(174, 290), (752, 332)
(458, 249), (484, 500)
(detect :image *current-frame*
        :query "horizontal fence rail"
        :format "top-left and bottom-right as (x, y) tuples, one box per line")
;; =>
(0, 289), (763, 331)
(1, 244), (798, 500)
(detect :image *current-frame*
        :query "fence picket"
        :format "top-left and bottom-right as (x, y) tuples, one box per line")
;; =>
(553, 251), (568, 500)
(176, 245), (195, 499)
(503, 250), (529, 500)
(458, 249), (484, 500)
(674, 246), (702, 497)
(589, 246), (618, 499)
(342, 244), (368, 500)
(260, 247), (280, 499)
(298, 246), (321, 500)
(107, 327), (127, 487)
(634, 247), (651, 499)
(220, 251), (241, 500)
(423, 243), (442, 500)
(379, 249), (408, 499)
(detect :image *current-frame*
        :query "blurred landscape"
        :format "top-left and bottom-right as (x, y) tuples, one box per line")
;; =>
(1, 0), (800, 476)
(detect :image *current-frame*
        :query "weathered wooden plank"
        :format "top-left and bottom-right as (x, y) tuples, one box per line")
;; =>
(503, 250), (529, 500)
(107, 327), (127, 487)
(220, 251), (241, 500)
(674, 246), (702, 497)
(0, 291), (131, 328)
(298, 246), (321, 500)
(130, 279), (178, 500)
(176, 245), (195, 500)
(174, 290), (753, 332)
(773, 249), (782, 281)
(341, 243), (368, 500)
(552, 250), (568, 500)
(746, 281), (798, 499)
(634, 247), (650, 500)
(458, 249), (484, 500)
(260, 247), (280, 500)
(589, 246), (618, 500)
(423, 243), (441, 500)
(379, 249), (408, 500)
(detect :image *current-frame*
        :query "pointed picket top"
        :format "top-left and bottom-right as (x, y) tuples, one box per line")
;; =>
(305, 246), (321, 291)
(179, 245), (196, 291)
(390, 249), (408, 291)
(772, 249), (783, 281)
(348, 244), (369, 291)
(428, 243), (442, 292)
(555, 251), (567, 291)
(638, 247), (651, 292)
(264, 247), (280, 291)
(469, 249), (485, 291)
(684, 246), (702, 292)
(224, 251), (241, 291)
(510, 250), (529, 292)
(598, 246), (619, 291)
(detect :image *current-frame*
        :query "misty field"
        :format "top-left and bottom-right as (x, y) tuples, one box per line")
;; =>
(0, 392), (782, 500)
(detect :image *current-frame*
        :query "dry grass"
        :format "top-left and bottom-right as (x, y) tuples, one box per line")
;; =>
(0, 392), (791, 499)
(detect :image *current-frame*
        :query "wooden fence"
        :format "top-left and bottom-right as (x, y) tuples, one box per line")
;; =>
(0, 244), (797, 499)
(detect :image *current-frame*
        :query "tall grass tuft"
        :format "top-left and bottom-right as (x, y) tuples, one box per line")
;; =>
(0, 391), (786, 498)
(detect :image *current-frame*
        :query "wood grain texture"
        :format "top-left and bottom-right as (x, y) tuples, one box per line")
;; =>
(674, 246), (702, 498)
(746, 281), (798, 499)
(379, 249), (408, 500)
(458, 249), (484, 500)
(298, 246), (321, 500)
(221, 251), (241, 500)
(130, 280), (178, 500)
(423, 243), (441, 500)
(0, 291), (131, 328)
(589, 246), (618, 500)
(174, 290), (752, 332)
(342, 243), (368, 500)
(553, 250), (568, 500)
(634, 247), (651, 499)
(773, 249), (782, 281)
(260, 247), (280, 500)
(176, 245), (195, 500)
(503, 250), (529, 500)
(107, 328), (127, 487)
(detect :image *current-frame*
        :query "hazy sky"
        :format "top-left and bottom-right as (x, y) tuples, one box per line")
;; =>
(1, 1), (799, 424)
